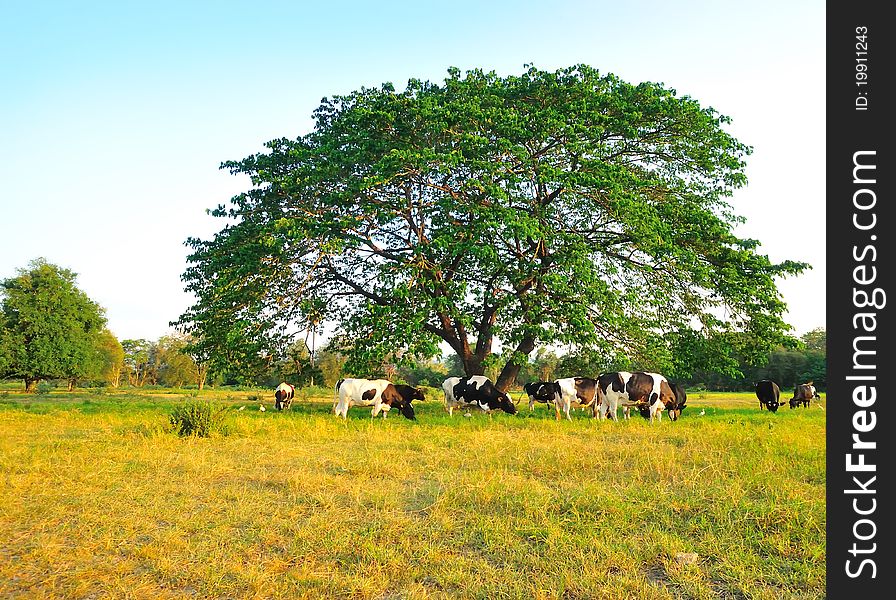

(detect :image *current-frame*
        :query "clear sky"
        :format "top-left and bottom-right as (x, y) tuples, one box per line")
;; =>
(0, 1), (825, 343)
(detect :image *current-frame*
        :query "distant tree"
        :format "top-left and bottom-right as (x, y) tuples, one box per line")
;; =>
(801, 328), (826, 353)
(95, 329), (125, 387)
(177, 64), (807, 391)
(398, 358), (448, 387)
(316, 348), (348, 388)
(555, 347), (628, 380)
(0, 259), (107, 391)
(121, 339), (157, 387)
(531, 349), (560, 382)
(155, 334), (199, 388)
(798, 328), (826, 389)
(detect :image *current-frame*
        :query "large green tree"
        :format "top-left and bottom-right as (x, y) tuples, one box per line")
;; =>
(176, 65), (807, 390)
(0, 259), (107, 391)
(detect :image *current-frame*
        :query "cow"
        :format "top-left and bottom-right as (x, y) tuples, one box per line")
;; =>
(523, 381), (556, 411)
(666, 381), (687, 421)
(640, 382), (686, 421)
(442, 375), (517, 416)
(598, 371), (674, 422)
(549, 377), (601, 421)
(755, 379), (781, 412)
(274, 382), (295, 411)
(789, 382), (820, 409)
(333, 378), (418, 420)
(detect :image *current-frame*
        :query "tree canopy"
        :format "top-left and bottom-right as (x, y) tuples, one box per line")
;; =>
(176, 64), (807, 389)
(0, 259), (107, 390)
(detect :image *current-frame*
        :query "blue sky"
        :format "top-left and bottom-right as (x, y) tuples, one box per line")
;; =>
(1, 1), (825, 342)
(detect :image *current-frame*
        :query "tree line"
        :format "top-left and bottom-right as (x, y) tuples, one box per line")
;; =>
(1, 259), (824, 393)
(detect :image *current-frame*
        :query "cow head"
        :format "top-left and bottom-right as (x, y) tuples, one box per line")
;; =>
(767, 398), (780, 412)
(396, 400), (417, 420)
(496, 391), (517, 415)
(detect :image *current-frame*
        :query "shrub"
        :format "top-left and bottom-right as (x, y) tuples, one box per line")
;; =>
(169, 401), (225, 437)
(35, 381), (53, 395)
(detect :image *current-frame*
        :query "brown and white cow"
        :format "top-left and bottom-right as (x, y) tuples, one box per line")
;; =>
(755, 380), (781, 412)
(789, 382), (820, 409)
(598, 371), (675, 422)
(274, 382), (295, 411)
(333, 378), (418, 420)
(666, 381), (687, 421)
(548, 377), (601, 421)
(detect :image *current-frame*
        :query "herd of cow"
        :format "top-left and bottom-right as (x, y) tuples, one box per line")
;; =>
(272, 374), (822, 421)
(754, 379), (821, 412)
(271, 372), (685, 422)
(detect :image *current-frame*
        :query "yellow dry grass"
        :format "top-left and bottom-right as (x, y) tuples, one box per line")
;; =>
(0, 389), (825, 599)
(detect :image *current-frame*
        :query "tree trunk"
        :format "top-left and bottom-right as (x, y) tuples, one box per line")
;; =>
(463, 355), (485, 377)
(25, 378), (37, 392)
(494, 336), (537, 392)
(68, 378), (76, 392)
(197, 365), (208, 391)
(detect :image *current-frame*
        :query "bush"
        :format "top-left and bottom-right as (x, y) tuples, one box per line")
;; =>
(169, 401), (225, 437)
(35, 381), (53, 395)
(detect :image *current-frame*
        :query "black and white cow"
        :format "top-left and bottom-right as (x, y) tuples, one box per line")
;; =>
(442, 375), (517, 416)
(550, 377), (600, 421)
(523, 381), (556, 411)
(333, 378), (418, 420)
(789, 382), (820, 409)
(755, 379), (781, 412)
(598, 371), (675, 422)
(274, 382), (295, 411)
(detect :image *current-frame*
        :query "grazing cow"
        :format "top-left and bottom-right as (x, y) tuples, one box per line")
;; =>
(442, 376), (517, 416)
(641, 382), (686, 421)
(333, 378), (417, 420)
(789, 382), (820, 409)
(523, 381), (557, 411)
(550, 377), (600, 421)
(274, 382), (295, 411)
(598, 371), (674, 422)
(666, 381), (687, 421)
(755, 380), (781, 412)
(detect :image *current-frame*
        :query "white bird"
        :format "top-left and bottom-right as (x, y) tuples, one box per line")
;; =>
(699, 409), (706, 416)
(238, 406), (246, 411)
(259, 405), (266, 412)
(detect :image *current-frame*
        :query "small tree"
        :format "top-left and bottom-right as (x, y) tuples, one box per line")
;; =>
(95, 329), (125, 387)
(0, 259), (106, 391)
(121, 339), (159, 387)
(316, 348), (348, 388)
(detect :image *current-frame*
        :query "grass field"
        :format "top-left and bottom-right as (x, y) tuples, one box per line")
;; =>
(0, 387), (826, 599)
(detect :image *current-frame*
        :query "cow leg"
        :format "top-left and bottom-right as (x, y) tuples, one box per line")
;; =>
(603, 399), (618, 422)
(529, 397), (535, 411)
